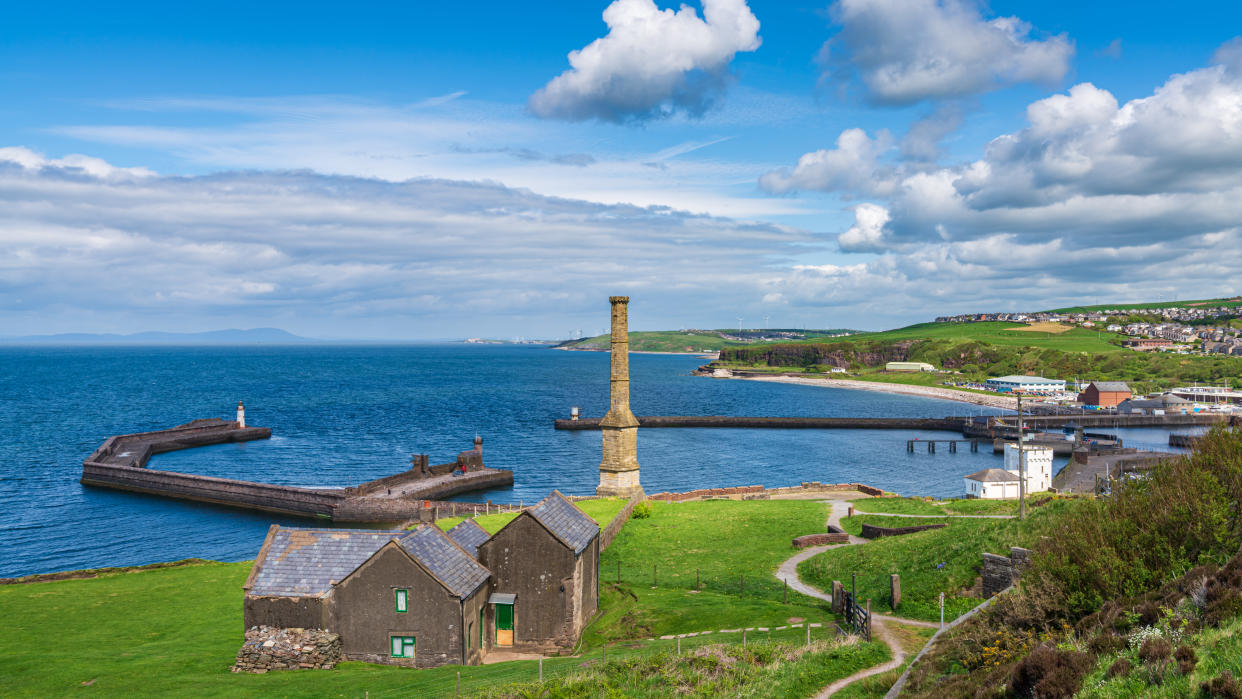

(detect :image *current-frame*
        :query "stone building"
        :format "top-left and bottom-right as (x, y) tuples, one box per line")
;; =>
(241, 490), (600, 669)
(477, 491), (600, 652)
(1077, 381), (1132, 408)
(244, 524), (491, 668)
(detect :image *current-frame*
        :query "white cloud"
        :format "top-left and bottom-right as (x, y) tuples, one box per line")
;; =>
(529, 0), (761, 122)
(821, 0), (1073, 105)
(0, 149), (812, 337)
(0, 146), (155, 178)
(836, 203), (892, 252)
(759, 128), (897, 196)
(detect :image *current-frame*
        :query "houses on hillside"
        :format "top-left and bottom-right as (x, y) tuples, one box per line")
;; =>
(241, 490), (600, 669)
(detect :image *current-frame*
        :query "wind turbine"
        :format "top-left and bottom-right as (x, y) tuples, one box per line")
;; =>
(737, 318), (744, 332)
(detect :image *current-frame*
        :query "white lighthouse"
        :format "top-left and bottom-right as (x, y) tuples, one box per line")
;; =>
(236, 401), (246, 429)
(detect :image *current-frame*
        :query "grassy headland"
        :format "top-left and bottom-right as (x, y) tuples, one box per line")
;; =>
(555, 328), (853, 354)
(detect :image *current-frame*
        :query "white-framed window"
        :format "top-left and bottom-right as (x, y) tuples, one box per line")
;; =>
(395, 588), (408, 613)
(391, 635), (415, 658)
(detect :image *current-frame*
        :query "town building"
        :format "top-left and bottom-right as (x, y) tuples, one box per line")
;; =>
(1169, 386), (1242, 405)
(1077, 381), (1132, 408)
(1122, 338), (1174, 350)
(984, 375), (1066, 394)
(241, 490), (600, 668)
(1117, 393), (1193, 415)
(885, 361), (935, 372)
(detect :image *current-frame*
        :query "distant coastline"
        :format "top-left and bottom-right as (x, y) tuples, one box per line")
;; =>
(717, 373), (1018, 410)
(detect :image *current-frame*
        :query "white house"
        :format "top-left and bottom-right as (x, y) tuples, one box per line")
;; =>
(984, 375), (1066, 394)
(964, 444), (1054, 498)
(963, 469), (1020, 499)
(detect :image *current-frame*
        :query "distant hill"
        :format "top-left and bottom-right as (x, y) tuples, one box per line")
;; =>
(555, 328), (856, 353)
(0, 328), (316, 345)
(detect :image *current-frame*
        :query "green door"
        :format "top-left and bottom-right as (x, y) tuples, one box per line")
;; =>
(495, 603), (513, 646)
(479, 607), (485, 648)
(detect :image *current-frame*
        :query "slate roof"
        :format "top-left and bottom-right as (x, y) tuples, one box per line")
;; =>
(248, 528), (399, 598)
(446, 519), (491, 558)
(965, 468), (1020, 483)
(397, 525), (491, 599)
(527, 491), (600, 555)
(1088, 381), (1131, 392)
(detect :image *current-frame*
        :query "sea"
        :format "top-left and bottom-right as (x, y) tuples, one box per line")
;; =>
(0, 344), (1202, 578)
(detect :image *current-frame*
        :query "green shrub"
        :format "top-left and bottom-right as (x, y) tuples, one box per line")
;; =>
(631, 501), (652, 520)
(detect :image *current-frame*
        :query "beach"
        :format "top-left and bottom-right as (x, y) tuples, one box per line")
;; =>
(720, 374), (1019, 410)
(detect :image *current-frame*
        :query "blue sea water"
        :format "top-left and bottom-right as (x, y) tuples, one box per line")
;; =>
(0, 344), (1200, 577)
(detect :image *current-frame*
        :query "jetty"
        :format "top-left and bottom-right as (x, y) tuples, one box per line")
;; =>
(555, 413), (1229, 432)
(82, 416), (513, 522)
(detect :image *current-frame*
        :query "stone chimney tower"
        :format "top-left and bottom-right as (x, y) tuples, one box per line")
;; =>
(597, 296), (643, 496)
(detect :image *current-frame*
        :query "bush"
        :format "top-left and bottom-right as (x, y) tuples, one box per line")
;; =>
(1138, 636), (1173, 665)
(1107, 657), (1131, 679)
(1175, 644), (1198, 675)
(631, 501), (652, 520)
(1008, 643), (1093, 699)
(1087, 632), (1125, 656)
(1202, 671), (1242, 699)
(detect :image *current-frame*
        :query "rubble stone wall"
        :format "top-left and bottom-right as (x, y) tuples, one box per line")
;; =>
(232, 626), (341, 673)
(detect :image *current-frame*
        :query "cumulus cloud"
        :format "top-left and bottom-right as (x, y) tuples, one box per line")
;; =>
(0, 147), (809, 337)
(820, 0), (1073, 105)
(759, 128), (897, 196)
(836, 203), (893, 252)
(529, 0), (761, 122)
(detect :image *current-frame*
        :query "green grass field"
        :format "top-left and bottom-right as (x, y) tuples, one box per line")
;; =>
(562, 329), (852, 354)
(798, 500), (1080, 622)
(0, 498), (862, 697)
(435, 497), (627, 534)
(834, 321), (1126, 353)
(850, 495), (1053, 516)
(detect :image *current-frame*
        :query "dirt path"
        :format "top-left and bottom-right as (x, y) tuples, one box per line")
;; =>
(776, 500), (942, 697)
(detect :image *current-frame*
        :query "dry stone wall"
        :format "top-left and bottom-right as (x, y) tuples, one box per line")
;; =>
(231, 626), (341, 673)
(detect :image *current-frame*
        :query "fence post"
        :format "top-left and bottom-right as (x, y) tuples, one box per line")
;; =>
(456, 670), (460, 697)
(743, 628), (747, 647)
(784, 578), (788, 604)
(677, 637), (681, 655)
(740, 575), (744, 597)
(539, 657), (543, 682)
(603, 644), (607, 664)
(654, 564), (658, 587)
(891, 574), (901, 611)
(939, 592), (945, 630)
(696, 568), (700, 590)
(805, 623), (810, 646)
(865, 599), (872, 641)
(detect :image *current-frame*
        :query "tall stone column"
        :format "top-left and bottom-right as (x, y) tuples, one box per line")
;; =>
(597, 296), (643, 497)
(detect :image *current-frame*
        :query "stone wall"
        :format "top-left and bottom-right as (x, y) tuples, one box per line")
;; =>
(599, 492), (644, 552)
(982, 547), (1032, 597)
(793, 533), (850, 548)
(647, 481), (885, 502)
(232, 626), (341, 673)
(859, 522), (947, 539)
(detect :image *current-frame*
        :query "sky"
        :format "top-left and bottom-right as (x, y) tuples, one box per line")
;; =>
(3, 0), (1242, 339)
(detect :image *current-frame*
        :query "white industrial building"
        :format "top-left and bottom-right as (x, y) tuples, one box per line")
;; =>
(964, 444), (1054, 498)
(984, 375), (1066, 394)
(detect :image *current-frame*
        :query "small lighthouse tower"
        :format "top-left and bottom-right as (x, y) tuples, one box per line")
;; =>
(236, 401), (246, 429)
(596, 296), (643, 497)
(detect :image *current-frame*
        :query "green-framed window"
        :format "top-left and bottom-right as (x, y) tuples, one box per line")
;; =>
(395, 589), (408, 613)
(390, 636), (415, 659)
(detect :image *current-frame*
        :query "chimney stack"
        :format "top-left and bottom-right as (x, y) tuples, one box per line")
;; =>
(597, 296), (643, 496)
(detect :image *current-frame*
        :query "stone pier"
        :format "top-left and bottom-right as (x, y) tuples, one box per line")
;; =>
(597, 296), (643, 497)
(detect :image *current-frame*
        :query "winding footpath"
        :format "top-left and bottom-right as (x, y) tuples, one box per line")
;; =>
(773, 500), (964, 698)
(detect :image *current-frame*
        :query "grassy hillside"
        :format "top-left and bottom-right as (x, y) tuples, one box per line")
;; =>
(837, 321), (1126, 353)
(1050, 297), (1242, 313)
(901, 426), (1242, 698)
(715, 321), (1242, 392)
(0, 499), (857, 697)
(558, 328), (853, 353)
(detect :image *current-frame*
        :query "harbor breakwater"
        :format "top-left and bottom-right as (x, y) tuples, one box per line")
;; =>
(81, 419), (513, 522)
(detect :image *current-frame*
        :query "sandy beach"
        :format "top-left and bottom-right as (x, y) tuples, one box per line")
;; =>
(722, 374), (1019, 410)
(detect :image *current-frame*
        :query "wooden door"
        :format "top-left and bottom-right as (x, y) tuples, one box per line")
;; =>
(495, 603), (513, 646)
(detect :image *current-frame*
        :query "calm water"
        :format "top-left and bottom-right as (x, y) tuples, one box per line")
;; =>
(0, 345), (1200, 577)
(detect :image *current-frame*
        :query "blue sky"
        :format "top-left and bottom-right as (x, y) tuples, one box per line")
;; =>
(3, 1), (1242, 338)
